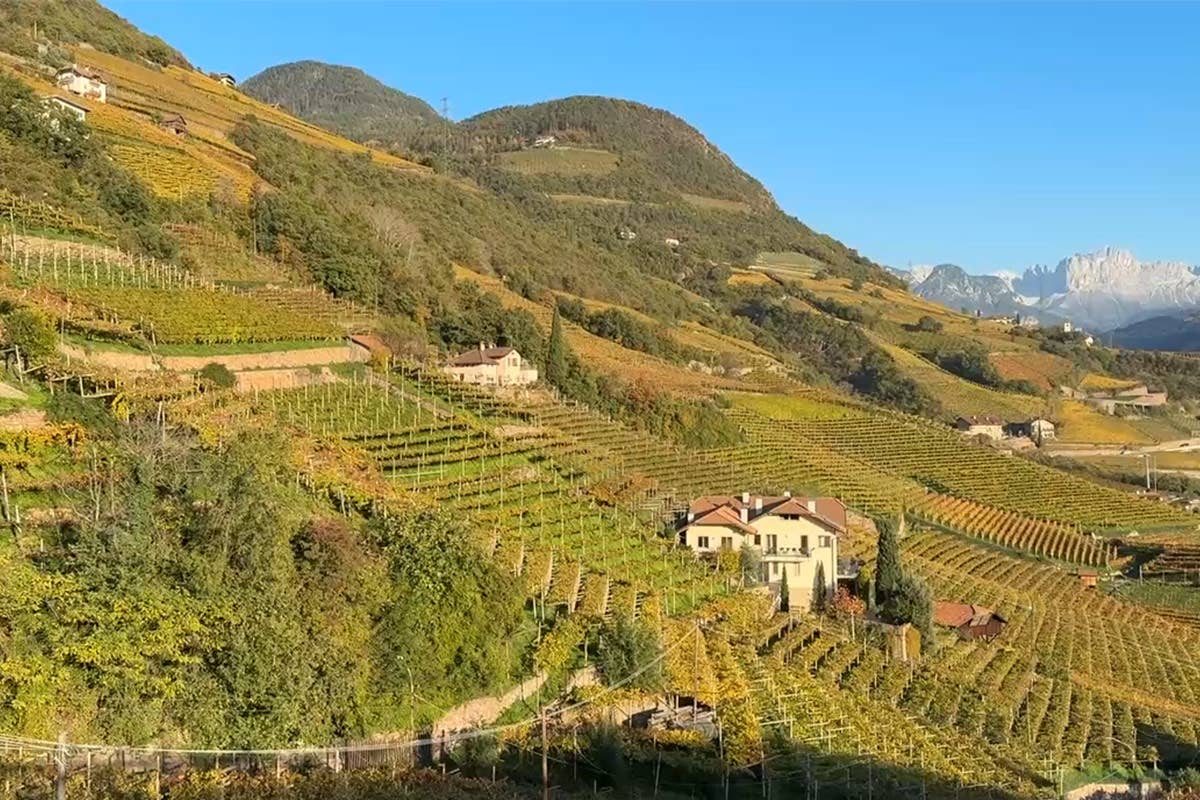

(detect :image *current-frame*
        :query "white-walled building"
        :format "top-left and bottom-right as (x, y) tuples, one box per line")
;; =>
(56, 65), (107, 103)
(443, 344), (538, 386)
(679, 492), (844, 612)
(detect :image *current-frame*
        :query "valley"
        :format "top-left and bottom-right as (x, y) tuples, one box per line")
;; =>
(0, 4), (1198, 800)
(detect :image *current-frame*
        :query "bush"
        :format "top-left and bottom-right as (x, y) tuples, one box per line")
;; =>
(196, 362), (236, 389)
(3, 307), (57, 365)
(881, 574), (934, 646)
(597, 618), (664, 691)
(914, 315), (943, 333)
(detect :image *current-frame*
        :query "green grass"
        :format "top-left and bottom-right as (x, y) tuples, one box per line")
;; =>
(727, 391), (863, 421)
(754, 251), (826, 273)
(1112, 580), (1200, 615)
(498, 147), (618, 176)
(64, 333), (343, 357)
(679, 193), (752, 213)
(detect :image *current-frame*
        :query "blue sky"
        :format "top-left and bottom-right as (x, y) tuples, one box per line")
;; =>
(107, 1), (1199, 274)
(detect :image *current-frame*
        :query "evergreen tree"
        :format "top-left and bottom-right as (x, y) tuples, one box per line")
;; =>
(739, 542), (762, 587)
(779, 569), (790, 612)
(545, 305), (569, 388)
(812, 561), (827, 612)
(875, 514), (903, 604)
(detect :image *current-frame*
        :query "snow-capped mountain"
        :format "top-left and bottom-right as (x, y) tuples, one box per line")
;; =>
(897, 247), (1200, 331)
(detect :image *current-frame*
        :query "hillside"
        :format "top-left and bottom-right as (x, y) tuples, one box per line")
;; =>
(0, 0), (187, 67)
(1109, 311), (1200, 351)
(3, 3), (1200, 799)
(240, 60), (447, 148)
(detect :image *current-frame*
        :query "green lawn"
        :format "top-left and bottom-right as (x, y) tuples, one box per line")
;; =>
(498, 147), (618, 176)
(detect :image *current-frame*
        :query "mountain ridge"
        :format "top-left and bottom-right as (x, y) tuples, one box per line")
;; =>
(899, 246), (1200, 330)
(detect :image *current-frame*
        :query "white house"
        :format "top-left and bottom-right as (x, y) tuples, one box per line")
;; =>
(955, 414), (1005, 440)
(443, 344), (538, 387)
(532, 135), (556, 148)
(679, 492), (844, 612)
(215, 73), (237, 88)
(56, 65), (106, 103)
(42, 95), (88, 123)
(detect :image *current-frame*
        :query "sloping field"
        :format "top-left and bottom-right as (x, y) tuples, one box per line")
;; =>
(1055, 400), (1154, 445)
(679, 192), (752, 213)
(990, 351), (1075, 391)
(74, 49), (424, 170)
(876, 340), (1044, 421)
(498, 147), (617, 175)
(454, 267), (745, 395)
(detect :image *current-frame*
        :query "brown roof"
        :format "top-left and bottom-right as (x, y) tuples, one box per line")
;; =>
(688, 505), (757, 535)
(43, 95), (88, 112)
(450, 346), (516, 367)
(349, 333), (390, 355)
(60, 64), (104, 81)
(160, 113), (186, 125)
(958, 415), (1004, 426)
(685, 493), (846, 534)
(933, 602), (1005, 629)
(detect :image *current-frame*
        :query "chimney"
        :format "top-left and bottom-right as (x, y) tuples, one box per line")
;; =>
(478, 341), (485, 352)
(741, 491), (750, 505)
(686, 511), (694, 523)
(783, 490), (791, 498)
(740, 508), (749, 523)
(754, 497), (763, 512)
(806, 499), (817, 513)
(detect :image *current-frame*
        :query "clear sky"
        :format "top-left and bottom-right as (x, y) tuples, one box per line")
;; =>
(106, 1), (1199, 274)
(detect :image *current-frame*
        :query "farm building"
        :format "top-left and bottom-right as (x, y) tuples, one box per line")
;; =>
(56, 65), (107, 103)
(956, 414), (1005, 440)
(443, 344), (538, 387)
(216, 73), (237, 88)
(1007, 417), (1056, 443)
(933, 602), (1007, 641)
(1084, 384), (1168, 414)
(42, 95), (88, 122)
(1075, 568), (1099, 589)
(532, 135), (556, 148)
(159, 113), (188, 136)
(678, 492), (844, 613)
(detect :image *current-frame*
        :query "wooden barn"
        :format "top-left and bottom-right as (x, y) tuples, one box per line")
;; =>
(933, 601), (1007, 641)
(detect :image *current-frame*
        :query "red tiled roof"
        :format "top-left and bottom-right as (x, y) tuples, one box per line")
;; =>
(686, 493), (846, 534)
(349, 333), (390, 354)
(933, 602), (1004, 629)
(60, 64), (104, 81)
(450, 346), (516, 367)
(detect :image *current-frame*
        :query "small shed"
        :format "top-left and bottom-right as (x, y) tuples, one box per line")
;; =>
(159, 113), (188, 136)
(1075, 568), (1099, 589)
(933, 602), (1007, 641)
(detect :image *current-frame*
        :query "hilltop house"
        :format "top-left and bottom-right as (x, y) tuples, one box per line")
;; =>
(159, 113), (188, 136)
(933, 602), (1007, 641)
(56, 65), (107, 103)
(42, 95), (88, 123)
(443, 344), (538, 387)
(215, 73), (237, 88)
(955, 415), (1005, 440)
(1086, 384), (1168, 414)
(678, 492), (844, 612)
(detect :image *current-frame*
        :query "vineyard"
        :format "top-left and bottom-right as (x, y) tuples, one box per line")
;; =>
(252, 375), (728, 619)
(0, 190), (110, 242)
(731, 406), (1194, 533)
(899, 531), (1200, 767)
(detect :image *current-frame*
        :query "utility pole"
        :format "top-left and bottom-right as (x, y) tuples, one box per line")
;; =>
(541, 712), (549, 800)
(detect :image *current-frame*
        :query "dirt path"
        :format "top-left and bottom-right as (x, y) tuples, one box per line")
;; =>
(0, 381), (28, 401)
(1046, 438), (1200, 458)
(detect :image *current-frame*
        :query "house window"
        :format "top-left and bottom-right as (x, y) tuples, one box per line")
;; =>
(801, 535), (809, 551)
(721, 537), (733, 550)
(753, 535), (761, 546)
(819, 536), (830, 548)
(766, 535), (777, 552)
(697, 536), (709, 549)
(771, 562), (779, 576)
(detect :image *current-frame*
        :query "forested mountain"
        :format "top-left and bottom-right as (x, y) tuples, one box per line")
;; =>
(241, 60), (447, 147)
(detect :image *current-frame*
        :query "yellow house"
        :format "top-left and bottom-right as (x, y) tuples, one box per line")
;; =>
(443, 344), (538, 386)
(679, 492), (844, 612)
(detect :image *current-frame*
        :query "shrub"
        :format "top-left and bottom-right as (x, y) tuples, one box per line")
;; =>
(3, 307), (57, 365)
(196, 362), (236, 389)
(597, 618), (664, 691)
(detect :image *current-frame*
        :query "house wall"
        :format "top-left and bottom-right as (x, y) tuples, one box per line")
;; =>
(443, 353), (538, 386)
(753, 515), (837, 613)
(58, 74), (106, 103)
(681, 523), (745, 553)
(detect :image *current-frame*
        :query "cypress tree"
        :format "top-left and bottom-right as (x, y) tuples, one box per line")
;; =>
(779, 569), (790, 612)
(875, 513), (903, 604)
(812, 561), (827, 612)
(545, 305), (569, 388)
